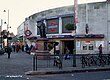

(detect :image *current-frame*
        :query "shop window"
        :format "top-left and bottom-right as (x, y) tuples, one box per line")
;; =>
(83, 45), (87, 50)
(89, 44), (94, 50)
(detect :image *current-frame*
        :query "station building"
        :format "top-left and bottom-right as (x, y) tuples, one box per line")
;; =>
(17, 1), (110, 54)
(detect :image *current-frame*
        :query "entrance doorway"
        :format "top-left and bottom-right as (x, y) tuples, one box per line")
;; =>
(62, 40), (74, 54)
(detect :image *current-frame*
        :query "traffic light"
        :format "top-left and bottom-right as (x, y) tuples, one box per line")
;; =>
(3, 35), (7, 39)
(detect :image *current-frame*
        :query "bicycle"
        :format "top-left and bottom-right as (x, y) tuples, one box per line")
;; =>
(80, 55), (90, 68)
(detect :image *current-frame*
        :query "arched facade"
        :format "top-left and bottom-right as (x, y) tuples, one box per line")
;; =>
(18, 1), (110, 54)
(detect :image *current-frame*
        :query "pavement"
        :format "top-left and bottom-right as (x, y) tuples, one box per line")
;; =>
(25, 54), (110, 75)
(25, 65), (110, 75)
(0, 51), (110, 76)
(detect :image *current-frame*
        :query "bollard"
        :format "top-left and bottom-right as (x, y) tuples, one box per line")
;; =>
(73, 49), (76, 67)
(35, 55), (37, 71)
(33, 54), (37, 71)
(33, 55), (35, 71)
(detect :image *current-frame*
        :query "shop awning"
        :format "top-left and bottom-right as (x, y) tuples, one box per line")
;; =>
(27, 36), (37, 40)
(75, 34), (104, 38)
(47, 34), (104, 39)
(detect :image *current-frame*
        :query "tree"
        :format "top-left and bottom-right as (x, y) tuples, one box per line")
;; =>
(65, 23), (76, 31)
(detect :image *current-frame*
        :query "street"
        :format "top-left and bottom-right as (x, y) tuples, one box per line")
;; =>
(0, 51), (110, 80)
(28, 71), (110, 80)
(0, 70), (110, 80)
(0, 52), (32, 76)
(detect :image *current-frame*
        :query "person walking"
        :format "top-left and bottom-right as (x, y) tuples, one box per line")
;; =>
(98, 44), (103, 65)
(64, 47), (70, 60)
(5, 46), (12, 59)
(12, 43), (15, 52)
(22, 45), (24, 52)
(25, 44), (30, 54)
(16, 44), (20, 53)
(98, 44), (102, 56)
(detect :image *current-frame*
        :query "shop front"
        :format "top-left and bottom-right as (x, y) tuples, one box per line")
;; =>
(47, 35), (75, 55)
(75, 34), (104, 54)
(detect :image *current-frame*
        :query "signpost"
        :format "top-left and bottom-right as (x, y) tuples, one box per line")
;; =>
(24, 30), (32, 37)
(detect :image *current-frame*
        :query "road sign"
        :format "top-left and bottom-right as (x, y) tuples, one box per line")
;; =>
(24, 30), (32, 37)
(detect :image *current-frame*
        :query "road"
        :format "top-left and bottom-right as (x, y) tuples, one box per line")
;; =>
(0, 52), (32, 76)
(0, 71), (110, 80)
(0, 52), (110, 80)
(27, 71), (110, 80)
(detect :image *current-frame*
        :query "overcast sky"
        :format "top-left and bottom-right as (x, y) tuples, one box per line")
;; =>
(0, 0), (105, 35)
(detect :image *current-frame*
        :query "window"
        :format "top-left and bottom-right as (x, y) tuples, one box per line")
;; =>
(83, 45), (87, 50)
(89, 44), (94, 50)
(62, 16), (74, 33)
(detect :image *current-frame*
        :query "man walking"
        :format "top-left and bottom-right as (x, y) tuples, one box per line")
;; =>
(98, 44), (102, 56)
(5, 46), (12, 59)
(98, 44), (103, 66)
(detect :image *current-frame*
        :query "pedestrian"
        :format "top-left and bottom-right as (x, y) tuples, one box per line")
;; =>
(98, 44), (103, 59)
(16, 44), (20, 53)
(5, 46), (12, 59)
(22, 45), (24, 52)
(98, 44), (102, 54)
(55, 45), (60, 55)
(12, 43), (15, 52)
(64, 47), (70, 60)
(30, 44), (33, 51)
(25, 44), (30, 54)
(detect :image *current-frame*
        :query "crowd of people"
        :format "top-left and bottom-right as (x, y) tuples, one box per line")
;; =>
(3, 42), (38, 59)
(10, 42), (38, 54)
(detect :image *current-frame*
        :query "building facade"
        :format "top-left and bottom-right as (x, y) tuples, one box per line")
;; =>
(17, 1), (110, 54)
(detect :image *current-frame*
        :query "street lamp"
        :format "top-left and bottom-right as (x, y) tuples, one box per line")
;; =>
(3, 9), (11, 46)
(3, 9), (10, 31)
(72, 0), (78, 67)
(0, 19), (3, 48)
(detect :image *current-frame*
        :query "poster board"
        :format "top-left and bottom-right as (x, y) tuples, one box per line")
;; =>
(96, 41), (104, 47)
(76, 41), (80, 48)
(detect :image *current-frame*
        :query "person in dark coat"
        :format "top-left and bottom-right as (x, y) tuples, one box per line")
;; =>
(13, 45), (15, 52)
(22, 45), (24, 52)
(98, 44), (103, 58)
(12, 43), (15, 52)
(5, 46), (12, 59)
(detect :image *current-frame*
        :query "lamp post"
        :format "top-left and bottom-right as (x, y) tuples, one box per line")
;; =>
(72, 0), (78, 67)
(0, 19), (3, 48)
(4, 9), (11, 46)
(4, 9), (10, 31)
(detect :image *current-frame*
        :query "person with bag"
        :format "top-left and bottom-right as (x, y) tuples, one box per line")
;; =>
(64, 47), (70, 60)
(5, 46), (12, 59)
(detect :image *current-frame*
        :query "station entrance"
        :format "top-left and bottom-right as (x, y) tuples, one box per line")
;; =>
(62, 40), (74, 54)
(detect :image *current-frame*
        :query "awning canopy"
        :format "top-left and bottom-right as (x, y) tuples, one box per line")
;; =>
(75, 34), (104, 38)
(47, 34), (104, 39)
(27, 36), (37, 40)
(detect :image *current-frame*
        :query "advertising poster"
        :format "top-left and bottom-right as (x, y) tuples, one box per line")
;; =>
(96, 41), (104, 47)
(76, 41), (80, 48)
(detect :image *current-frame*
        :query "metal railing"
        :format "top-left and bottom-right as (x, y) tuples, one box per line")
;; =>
(32, 53), (110, 71)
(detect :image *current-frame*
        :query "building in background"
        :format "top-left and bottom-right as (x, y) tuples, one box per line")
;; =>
(17, 1), (110, 54)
